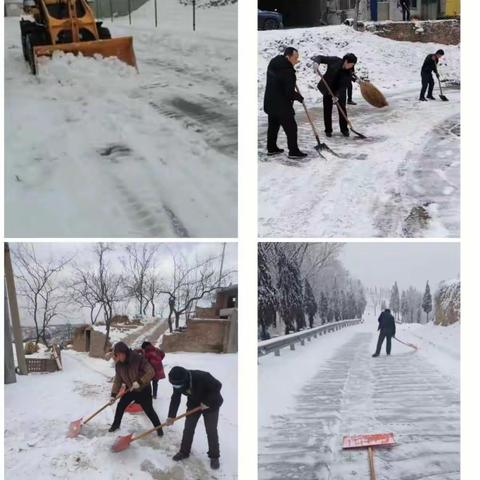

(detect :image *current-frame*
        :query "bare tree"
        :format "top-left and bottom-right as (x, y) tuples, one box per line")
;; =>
(71, 243), (124, 349)
(160, 251), (234, 333)
(143, 274), (165, 317)
(69, 278), (102, 325)
(13, 245), (72, 345)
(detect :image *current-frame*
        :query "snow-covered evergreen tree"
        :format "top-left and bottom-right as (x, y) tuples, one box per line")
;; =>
(304, 279), (317, 328)
(389, 281), (400, 318)
(400, 290), (408, 323)
(258, 244), (277, 339)
(319, 292), (328, 324)
(422, 281), (433, 323)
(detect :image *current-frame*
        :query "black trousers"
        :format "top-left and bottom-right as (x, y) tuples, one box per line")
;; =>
(323, 93), (348, 134)
(347, 82), (353, 102)
(112, 384), (161, 429)
(152, 379), (158, 398)
(180, 408), (220, 458)
(374, 331), (393, 355)
(420, 72), (435, 99)
(267, 113), (299, 153)
(402, 7), (411, 21)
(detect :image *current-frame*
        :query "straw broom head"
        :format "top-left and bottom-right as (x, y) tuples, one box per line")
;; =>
(358, 80), (388, 108)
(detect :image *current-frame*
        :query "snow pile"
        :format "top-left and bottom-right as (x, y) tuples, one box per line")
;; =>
(5, 350), (237, 479)
(258, 25), (460, 107)
(434, 278), (460, 326)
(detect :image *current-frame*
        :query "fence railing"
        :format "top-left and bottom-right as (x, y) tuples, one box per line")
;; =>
(258, 318), (363, 357)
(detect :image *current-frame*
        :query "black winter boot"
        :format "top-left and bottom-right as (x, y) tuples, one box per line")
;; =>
(173, 451), (190, 461)
(288, 150), (308, 159)
(372, 353), (379, 358)
(210, 458), (220, 470)
(108, 424), (120, 432)
(267, 147), (284, 156)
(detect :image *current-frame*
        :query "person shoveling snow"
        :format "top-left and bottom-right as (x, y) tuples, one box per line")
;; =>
(263, 47), (309, 159)
(165, 366), (224, 470)
(419, 49), (445, 101)
(109, 341), (164, 436)
(140, 341), (166, 400)
(372, 308), (396, 357)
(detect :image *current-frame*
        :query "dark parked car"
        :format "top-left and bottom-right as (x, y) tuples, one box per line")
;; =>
(258, 9), (283, 30)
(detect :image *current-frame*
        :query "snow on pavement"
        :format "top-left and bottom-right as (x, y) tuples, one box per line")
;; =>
(258, 26), (460, 238)
(4, 350), (237, 479)
(5, 0), (237, 237)
(258, 315), (460, 479)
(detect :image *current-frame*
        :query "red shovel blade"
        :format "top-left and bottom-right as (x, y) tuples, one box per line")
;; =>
(125, 403), (143, 413)
(111, 433), (134, 453)
(343, 432), (396, 449)
(67, 418), (83, 438)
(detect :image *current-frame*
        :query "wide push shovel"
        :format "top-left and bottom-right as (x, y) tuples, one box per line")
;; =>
(316, 66), (367, 139)
(437, 77), (449, 101)
(67, 388), (129, 438)
(111, 406), (204, 453)
(343, 432), (396, 480)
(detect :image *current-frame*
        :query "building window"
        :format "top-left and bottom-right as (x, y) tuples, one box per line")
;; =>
(338, 0), (356, 10)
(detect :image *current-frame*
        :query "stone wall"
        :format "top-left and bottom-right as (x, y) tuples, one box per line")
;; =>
(364, 19), (460, 45)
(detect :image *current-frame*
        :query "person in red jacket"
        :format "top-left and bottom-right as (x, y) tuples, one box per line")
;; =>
(141, 341), (166, 399)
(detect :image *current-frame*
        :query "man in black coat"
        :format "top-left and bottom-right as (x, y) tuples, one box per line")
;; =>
(372, 309), (396, 357)
(399, 0), (411, 21)
(165, 366), (223, 470)
(311, 53), (357, 137)
(263, 47), (307, 159)
(419, 49), (445, 101)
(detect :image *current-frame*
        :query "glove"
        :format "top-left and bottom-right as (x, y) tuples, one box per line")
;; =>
(109, 394), (117, 405)
(332, 96), (339, 104)
(312, 62), (319, 74)
(165, 417), (175, 426)
(295, 92), (304, 103)
(200, 403), (209, 411)
(131, 381), (140, 391)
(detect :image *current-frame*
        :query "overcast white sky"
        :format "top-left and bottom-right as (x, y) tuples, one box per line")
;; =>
(339, 242), (460, 292)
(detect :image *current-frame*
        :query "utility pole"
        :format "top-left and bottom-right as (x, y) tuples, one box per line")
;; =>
(4, 284), (16, 384)
(218, 242), (226, 288)
(4, 243), (28, 375)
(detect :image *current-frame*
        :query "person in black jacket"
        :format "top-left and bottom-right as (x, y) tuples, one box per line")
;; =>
(311, 53), (357, 137)
(263, 47), (307, 159)
(399, 0), (411, 21)
(372, 309), (396, 357)
(419, 49), (444, 101)
(165, 366), (223, 470)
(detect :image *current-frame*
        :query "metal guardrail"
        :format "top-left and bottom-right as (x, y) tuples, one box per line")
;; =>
(258, 318), (363, 357)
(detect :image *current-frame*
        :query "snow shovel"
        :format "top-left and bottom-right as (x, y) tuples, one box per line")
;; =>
(316, 66), (367, 139)
(111, 406), (204, 453)
(67, 388), (130, 438)
(343, 432), (396, 480)
(295, 85), (340, 159)
(393, 336), (418, 351)
(437, 77), (449, 101)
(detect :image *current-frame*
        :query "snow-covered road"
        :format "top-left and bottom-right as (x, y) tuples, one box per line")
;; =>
(258, 26), (460, 238)
(5, 1), (237, 237)
(258, 318), (460, 480)
(5, 350), (237, 479)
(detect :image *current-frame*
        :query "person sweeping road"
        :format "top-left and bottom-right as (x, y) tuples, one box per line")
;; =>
(166, 366), (224, 470)
(419, 49), (445, 101)
(108, 341), (164, 436)
(263, 47), (308, 159)
(311, 53), (358, 137)
(141, 341), (166, 399)
(372, 308), (396, 357)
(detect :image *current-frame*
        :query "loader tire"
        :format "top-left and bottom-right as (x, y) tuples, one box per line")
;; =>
(25, 34), (37, 75)
(98, 27), (112, 40)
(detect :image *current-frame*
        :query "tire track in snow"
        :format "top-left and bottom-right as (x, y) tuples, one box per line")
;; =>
(258, 331), (459, 480)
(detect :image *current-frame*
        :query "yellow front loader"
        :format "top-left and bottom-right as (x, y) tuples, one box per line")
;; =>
(20, 0), (137, 74)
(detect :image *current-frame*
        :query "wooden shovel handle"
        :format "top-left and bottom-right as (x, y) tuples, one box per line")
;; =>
(368, 447), (377, 480)
(316, 66), (353, 128)
(296, 85), (321, 139)
(132, 406), (204, 443)
(83, 388), (130, 425)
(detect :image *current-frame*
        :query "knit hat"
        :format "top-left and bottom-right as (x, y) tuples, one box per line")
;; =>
(169, 366), (188, 386)
(141, 341), (152, 350)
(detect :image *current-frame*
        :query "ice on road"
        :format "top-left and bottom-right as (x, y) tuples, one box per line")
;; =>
(5, 0), (237, 237)
(258, 319), (460, 480)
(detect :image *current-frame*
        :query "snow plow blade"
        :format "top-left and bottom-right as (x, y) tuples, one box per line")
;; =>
(34, 37), (137, 70)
